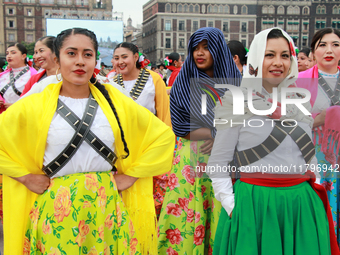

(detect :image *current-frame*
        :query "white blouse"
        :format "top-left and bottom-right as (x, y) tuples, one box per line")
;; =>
(207, 115), (318, 215)
(44, 95), (115, 177)
(123, 75), (156, 114)
(0, 66), (32, 103)
(312, 70), (340, 115)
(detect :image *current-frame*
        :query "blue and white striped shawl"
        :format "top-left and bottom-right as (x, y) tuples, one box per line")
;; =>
(170, 27), (242, 138)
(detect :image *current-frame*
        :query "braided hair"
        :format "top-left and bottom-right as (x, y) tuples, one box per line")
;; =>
(114, 42), (141, 69)
(54, 28), (129, 159)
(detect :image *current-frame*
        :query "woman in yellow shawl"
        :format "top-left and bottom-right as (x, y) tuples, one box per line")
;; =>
(0, 28), (174, 255)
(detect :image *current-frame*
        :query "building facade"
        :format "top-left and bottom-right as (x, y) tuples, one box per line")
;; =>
(1, 0), (115, 57)
(142, 0), (257, 65)
(142, 0), (340, 64)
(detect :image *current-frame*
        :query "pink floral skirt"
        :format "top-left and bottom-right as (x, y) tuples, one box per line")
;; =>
(157, 138), (221, 255)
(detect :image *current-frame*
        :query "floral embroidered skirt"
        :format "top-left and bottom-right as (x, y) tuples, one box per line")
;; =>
(214, 180), (331, 255)
(25, 171), (141, 255)
(315, 133), (340, 245)
(158, 138), (222, 255)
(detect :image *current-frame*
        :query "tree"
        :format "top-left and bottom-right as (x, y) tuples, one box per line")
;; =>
(21, 42), (35, 56)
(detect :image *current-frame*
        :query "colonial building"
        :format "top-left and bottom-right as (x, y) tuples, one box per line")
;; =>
(1, 0), (116, 56)
(142, 0), (257, 65)
(142, 0), (339, 64)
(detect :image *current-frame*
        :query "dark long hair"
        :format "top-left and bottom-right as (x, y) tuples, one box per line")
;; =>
(7, 43), (28, 65)
(311, 28), (340, 53)
(114, 42), (141, 69)
(54, 28), (129, 159)
(36, 36), (56, 53)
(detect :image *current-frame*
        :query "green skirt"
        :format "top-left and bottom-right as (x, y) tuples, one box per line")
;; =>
(214, 180), (331, 255)
(25, 171), (141, 255)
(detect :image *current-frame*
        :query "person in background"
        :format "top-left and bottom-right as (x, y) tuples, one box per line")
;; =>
(21, 36), (59, 97)
(165, 52), (182, 88)
(0, 43), (37, 111)
(112, 42), (172, 219)
(227, 40), (247, 75)
(211, 27), (338, 255)
(98, 62), (109, 76)
(297, 47), (311, 72)
(158, 27), (241, 255)
(308, 51), (317, 69)
(298, 27), (340, 246)
(0, 27), (175, 255)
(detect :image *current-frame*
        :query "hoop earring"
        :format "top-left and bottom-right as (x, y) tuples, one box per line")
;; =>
(91, 72), (98, 85)
(56, 68), (62, 82)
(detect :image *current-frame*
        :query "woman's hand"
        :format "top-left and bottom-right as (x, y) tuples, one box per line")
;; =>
(12, 174), (50, 194)
(4, 103), (12, 109)
(313, 109), (327, 128)
(113, 174), (138, 192)
(200, 138), (214, 155)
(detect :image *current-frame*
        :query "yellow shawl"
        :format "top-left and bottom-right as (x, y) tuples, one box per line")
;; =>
(0, 82), (175, 254)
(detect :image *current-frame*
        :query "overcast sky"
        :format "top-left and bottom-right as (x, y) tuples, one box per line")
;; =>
(112, 0), (150, 27)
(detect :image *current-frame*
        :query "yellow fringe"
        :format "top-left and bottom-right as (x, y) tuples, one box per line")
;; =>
(122, 177), (158, 255)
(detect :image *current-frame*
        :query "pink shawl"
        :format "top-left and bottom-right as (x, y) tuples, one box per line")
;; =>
(297, 65), (340, 154)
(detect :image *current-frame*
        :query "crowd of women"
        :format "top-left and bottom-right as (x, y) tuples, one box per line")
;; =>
(0, 25), (339, 255)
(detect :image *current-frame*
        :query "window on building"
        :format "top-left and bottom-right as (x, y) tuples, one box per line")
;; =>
(316, 21), (320, 29)
(27, 34), (33, 43)
(208, 5), (212, 13)
(224, 5), (229, 14)
(208, 21), (213, 27)
(287, 6), (293, 14)
(294, 6), (299, 14)
(241, 22), (247, 32)
(165, 20), (171, 31)
(27, 9), (32, 16)
(277, 6), (284, 14)
(321, 6), (326, 14)
(316, 6), (321, 14)
(338, 22), (340, 29)
(179, 20), (185, 31)
(189, 5), (193, 13)
(8, 8), (14, 15)
(262, 6), (268, 14)
(321, 21), (326, 29)
(179, 38), (185, 48)
(193, 21), (198, 31)
(268, 6), (274, 14)
(195, 5), (199, 13)
(303, 6), (309, 15)
(303, 37), (307, 47)
(241, 40), (246, 47)
(223, 22), (228, 32)
(184, 4), (188, 13)
(303, 23), (308, 30)
(278, 21), (284, 29)
(165, 3), (171, 13)
(233, 5), (238, 14)
(27, 21), (33, 29)
(218, 5), (223, 13)
(333, 6), (338, 14)
(8, 20), (14, 28)
(178, 4), (182, 13)
(242, 6), (247, 14)
(8, 33), (15, 42)
(214, 5), (218, 13)
(166, 38), (171, 49)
